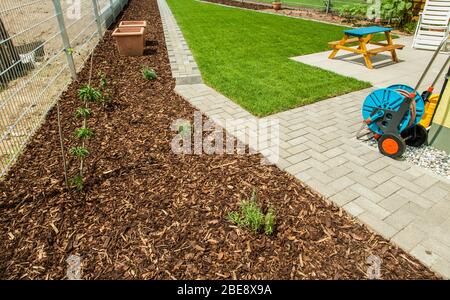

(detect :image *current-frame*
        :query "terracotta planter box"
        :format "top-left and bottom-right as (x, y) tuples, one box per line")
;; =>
(112, 27), (145, 56)
(272, 2), (282, 10)
(119, 20), (147, 34)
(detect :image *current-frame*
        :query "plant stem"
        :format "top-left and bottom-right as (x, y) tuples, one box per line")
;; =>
(80, 49), (95, 179)
(56, 101), (69, 187)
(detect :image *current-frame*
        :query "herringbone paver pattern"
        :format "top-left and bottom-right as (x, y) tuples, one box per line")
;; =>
(158, 0), (450, 278)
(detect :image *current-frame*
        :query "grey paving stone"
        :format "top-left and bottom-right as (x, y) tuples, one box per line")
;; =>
(397, 188), (434, 209)
(391, 224), (427, 251)
(358, 212), (398, 239)
(330, 189), (360, 207)
(378, 193), (409, 212)
(422, 183), (450, 203)
(286, 152), (310, 164)
(295, 171), (312, 182)
(343, 201), (365, 217)
(304, 158), (331, 172)
(305, 149), (329, 162)
(275, 158), (291, 171)
(347, 172), (379, 189)
(410, 243), (441, 267)
(343, 161), (373, 177)
(304, 178), (338, 198)
(365, 157), (390, 172)
(305, 168), (335, 185)
(284, 160), (311, 175)
(384, 206), (418, 230)
(324, 155), (348, 168)
(391, 176), (426, 194)
(321, 139), (344, 150)
(421, 238), (450, 262)
(285, 144), (309, 155)
(368, 170), (395, 185)
(303, 141), (327, 153)
(323, 147), (345, 159)
(350, 184), (383, 203)
(329, 176), (355, 193)
(325, 164), (352, 179)
(353, 197), (391, 219)
(431, 257), (450, 279)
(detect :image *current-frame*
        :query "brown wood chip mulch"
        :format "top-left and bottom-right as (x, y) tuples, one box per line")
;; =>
(0, 0), (440, 279)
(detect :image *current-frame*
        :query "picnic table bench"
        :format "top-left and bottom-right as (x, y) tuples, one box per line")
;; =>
(328, 26), (405, 69)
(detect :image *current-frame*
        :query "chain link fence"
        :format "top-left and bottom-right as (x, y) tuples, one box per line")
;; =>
(0, 0), (128, 176)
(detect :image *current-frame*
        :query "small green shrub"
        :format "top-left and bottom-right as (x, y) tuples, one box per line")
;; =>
(98, 71), (112, 107)
(228, 190), (276, 235)
(142, 68), (157, 80)
(78, 85), (102, 102)
(264, 208), (275, 235)
(381, 0), (413, 27)
(70, 146), (89, 158)
(70, 174), (84, 191)
(75, 107), (91, 119)
(74, 127), (94, 139)
(403, 21), (417, 34)
(338, 3), (367, 20)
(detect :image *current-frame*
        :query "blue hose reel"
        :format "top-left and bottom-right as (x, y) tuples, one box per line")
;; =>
(362, 85), (425, 135)
(361, 85), (426, 158)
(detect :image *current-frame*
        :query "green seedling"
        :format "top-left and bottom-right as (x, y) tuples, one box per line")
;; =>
(142, 68), (157, 80)
(75, 127), (94, 139)
(99, 71), (107, 88)
(70, 174), (84, 192)
(75, 107), (91, 119)
(70, 146), (89, 158)
(79, 85), (102, 102)
(228, 189), (276, 235)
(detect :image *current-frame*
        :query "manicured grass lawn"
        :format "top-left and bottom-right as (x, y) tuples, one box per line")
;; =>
(167, 0), (371, 116)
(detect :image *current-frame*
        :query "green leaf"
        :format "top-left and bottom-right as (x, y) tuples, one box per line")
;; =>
(142, 68), (157, 80)
(74, 127), (94, 139)
(79, 85), (102, 102)
(75, 107), (91, 119)
(70, 174), (84, 191)
(70, 146), (89, 158)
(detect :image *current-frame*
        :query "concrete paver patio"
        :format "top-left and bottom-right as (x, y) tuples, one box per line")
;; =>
(158, 0), (450, 278)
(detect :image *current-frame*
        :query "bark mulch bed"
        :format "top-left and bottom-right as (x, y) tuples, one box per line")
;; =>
(203, 0), (266, 10)
(203, 0), (359, 25)
(0, 0), (438, 279)
(203, 0), (408, 32)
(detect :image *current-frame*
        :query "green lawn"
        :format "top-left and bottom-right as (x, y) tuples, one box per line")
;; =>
(167, 0), (370, 116)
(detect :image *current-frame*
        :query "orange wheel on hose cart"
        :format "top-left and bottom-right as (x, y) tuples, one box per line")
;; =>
(378, 133), (406, 158)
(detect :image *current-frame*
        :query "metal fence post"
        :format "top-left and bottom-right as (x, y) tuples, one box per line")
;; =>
(109, 0), (116, 20)
(52, 0), (77, 80)
(92, 0), (104, 37)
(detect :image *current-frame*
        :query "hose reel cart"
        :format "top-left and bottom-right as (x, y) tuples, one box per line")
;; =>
(359, 39), (450, 158)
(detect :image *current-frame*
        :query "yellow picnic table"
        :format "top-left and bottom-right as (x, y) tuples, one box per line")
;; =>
(328, 26), (405, 69)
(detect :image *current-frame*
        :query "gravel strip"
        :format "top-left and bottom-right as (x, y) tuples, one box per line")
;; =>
(366, 139), (450, 179)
